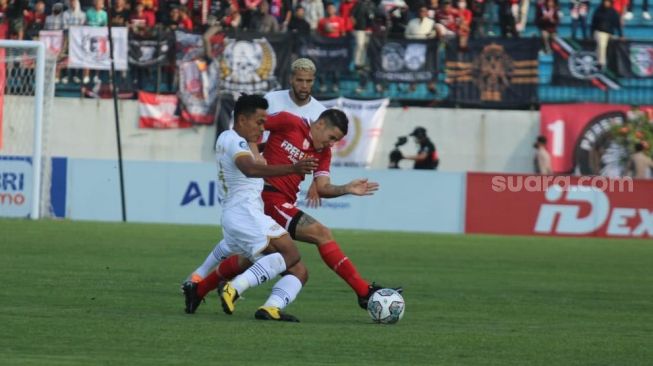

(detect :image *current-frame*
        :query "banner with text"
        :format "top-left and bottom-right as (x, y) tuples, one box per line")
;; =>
(298, 34), (351, 73)
(465, 172), (653, 239)
(369, 37), (438, 83)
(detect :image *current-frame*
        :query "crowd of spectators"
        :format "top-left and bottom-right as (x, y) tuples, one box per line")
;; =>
(0, 0), (649, 91)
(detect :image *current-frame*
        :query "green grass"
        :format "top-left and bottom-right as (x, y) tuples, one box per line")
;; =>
(1, 219), (652, 365)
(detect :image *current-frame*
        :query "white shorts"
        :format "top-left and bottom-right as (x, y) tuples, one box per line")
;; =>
(220, 205), (288, 261)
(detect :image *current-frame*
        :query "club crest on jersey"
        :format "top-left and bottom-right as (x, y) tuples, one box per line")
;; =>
(239, 141), (248, 149)
(302, 139), (310, 149)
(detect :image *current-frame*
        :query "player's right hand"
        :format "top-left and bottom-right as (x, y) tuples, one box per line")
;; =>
(292, 157), (319, 175)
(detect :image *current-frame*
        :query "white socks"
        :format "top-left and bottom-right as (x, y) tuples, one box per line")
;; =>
(263, 274), (303, 310)
(231, 252), (286, 295)
(191, 240), (226, 279)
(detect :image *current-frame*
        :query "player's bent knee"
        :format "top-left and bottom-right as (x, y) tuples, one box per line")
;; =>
(314, 224), (333, 243)
(284, 262), (309, 284)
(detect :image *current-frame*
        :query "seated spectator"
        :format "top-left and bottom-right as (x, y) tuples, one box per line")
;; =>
(85, 0), (107, 26)
(535, 0), (559, 53)
(303, 0), (324, 30)
(44, 2), (64, 30)
(287, 5), (310, 33)
(317, 2), (345, 37)
(570, 0), (589, 40)
(591, 0), (622, 70)
(24, 0), (46, 39)
(165, 5), (182, 30)
(221, 2), (242, 30)
(249, 0), (279, 32)
(405, 5), (436, 39)
(111, 0), (131, 26)
(624, 0), (650, 20)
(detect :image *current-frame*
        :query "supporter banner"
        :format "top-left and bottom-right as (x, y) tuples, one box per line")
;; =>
(129, 32), (174, 67)
(219, 32), (293, 94)
(0, 156), (33, 218)
(551, 36), (620, 90)
(465, 172), (653, 239)
(68, 26), (128, 71)
(445, 38), (539, 107)
(321, 97), (389, 167)
(178, 59), (220, 125)
(297, 34), (351, 73)
(174, 31), (224, 64)
(608, 40), (653, 78)
(540, 103), (653, 175)
(368, 37), (438, 83)
(39, 30), (64, 57)
(138, 91), (191, 128)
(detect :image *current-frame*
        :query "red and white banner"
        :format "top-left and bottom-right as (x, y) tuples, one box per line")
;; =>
(540, 103), (653, 175)
(39, 30), (64, 56)
(138, 91), (191, 129)
(68, 26), (128, 70)
(465, 173), (653, 239)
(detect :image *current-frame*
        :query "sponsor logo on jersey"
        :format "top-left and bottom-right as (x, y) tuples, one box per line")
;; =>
(280, 139), (309, 163)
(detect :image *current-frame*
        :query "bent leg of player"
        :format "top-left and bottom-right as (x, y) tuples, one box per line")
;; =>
(255, 262), (308, 322)
(293, 212), (403, 310)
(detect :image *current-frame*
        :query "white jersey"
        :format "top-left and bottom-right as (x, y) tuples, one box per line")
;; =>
(264, 90), (326, 122)
(215, 129), (264, 211)
(215, 129), (287, 259)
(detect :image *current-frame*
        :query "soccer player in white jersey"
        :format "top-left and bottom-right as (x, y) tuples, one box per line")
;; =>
(207, 94), (317, 322)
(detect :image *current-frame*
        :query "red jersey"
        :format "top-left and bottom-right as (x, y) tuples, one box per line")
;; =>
(263, 112), (332, 202)
(317, 16), (345, 38)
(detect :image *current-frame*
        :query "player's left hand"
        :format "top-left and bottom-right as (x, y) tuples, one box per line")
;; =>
(305, 180), (322, 208)
(347, 178), (380, 196)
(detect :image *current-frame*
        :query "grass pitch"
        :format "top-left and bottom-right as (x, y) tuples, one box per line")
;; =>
(1, 219), (652, 365)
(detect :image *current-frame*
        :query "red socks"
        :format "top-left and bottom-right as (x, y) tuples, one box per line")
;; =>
(318, 241), (369, 297)
(196, 255), (244, 298)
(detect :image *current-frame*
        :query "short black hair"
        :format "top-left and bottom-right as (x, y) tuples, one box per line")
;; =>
(233, 94), (268, 122)
(635, 142), (644, 152)
(536, 135), (547, 145)
(318, 109), (348, 135)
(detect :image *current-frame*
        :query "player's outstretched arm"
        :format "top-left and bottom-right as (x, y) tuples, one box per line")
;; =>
(235, 155), (317, 178)
(314, 176), (379, 198)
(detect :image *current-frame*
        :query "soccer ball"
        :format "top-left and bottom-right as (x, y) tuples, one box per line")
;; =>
(367, 288), (405, 324)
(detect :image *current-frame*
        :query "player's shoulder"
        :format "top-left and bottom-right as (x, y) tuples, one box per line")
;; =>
(264, 90), (288, 103)
(218, 129), (247, 147)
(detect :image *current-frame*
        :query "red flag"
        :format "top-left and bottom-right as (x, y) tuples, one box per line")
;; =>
(138, 91), (191, 128)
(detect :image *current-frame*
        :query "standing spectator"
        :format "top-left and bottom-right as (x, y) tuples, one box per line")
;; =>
(570, 0), (589, 40)
(249, 0), (279, 32)
(178, 6), (193, 30)
(624, 0), (650, 20)
(317, 1), (345, 37)
(351, 0), (374, 93)
(536, 0), (559, 54)
(496, 0), (518, 38)
(240, 0), (262, 30)
(405, 5), (436, 38)
(381, 0), (409, 37)
(269, 0), (291, 30)
(287, 5), (311, 33)
(44, 2), (65, 30)
(303, 0), (324, 30)
(221, 2), (242, 30)
(7, 0), (28, 39)
(317, 1), (345, 92)
(0, 0), (8, 38)
(83, 0), (107, 84)
(533, 135), (552, 175)
(436, 0), (458, 39)
(339, 0), (356, 33)
(456, 0), (472, 49)
(627, 142), (653, 179)
(469, 0), (485, 38)
(24, 0), (46, 39)
(63, 0), (86, 29)
(85, 0), (107, 26)
(591, 0), (622, 70)
(111, 0), (131, 26)
(165, 5), (182, 30)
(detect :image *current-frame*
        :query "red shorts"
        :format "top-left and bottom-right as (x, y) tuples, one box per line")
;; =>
(262, 190), (303, 238)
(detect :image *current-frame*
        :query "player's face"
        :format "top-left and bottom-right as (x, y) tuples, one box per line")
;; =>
(238, 108), (267, 143)
(312, 121), (345, 150)
(290, 70), (315, 103)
